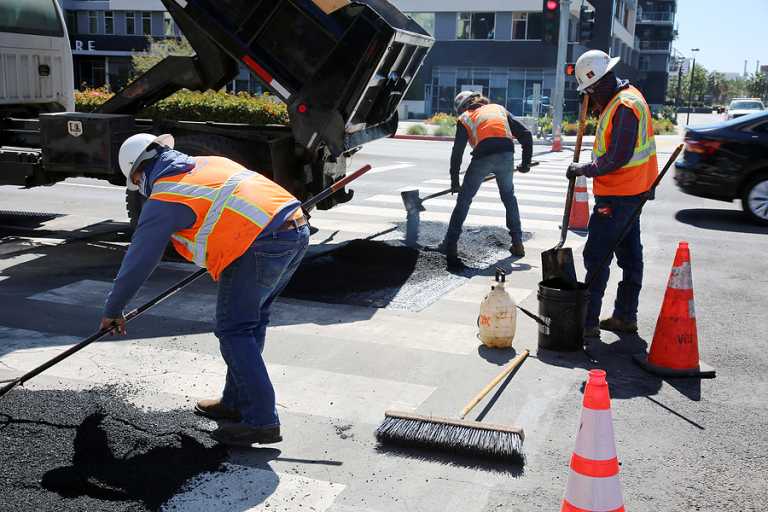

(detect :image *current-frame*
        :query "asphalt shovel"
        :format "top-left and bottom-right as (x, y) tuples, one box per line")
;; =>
(540, 95), (590, 288)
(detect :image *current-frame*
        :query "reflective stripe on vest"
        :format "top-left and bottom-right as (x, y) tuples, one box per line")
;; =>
(459, 104), (514, 147)
(150, 156), (300, 279)
(593, 86), (658, 196)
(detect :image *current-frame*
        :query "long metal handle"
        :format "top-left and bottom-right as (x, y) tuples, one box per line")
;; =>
(585, 144), (684, 288)
(459, 349), (530, 419)
(424, 161), (542, 204)
(557, 95), (590, 249)
(0, 164), (375, 399)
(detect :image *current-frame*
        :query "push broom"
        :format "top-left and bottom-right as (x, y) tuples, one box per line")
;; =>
(376, 349), (529, 461)
(0, 164), (373, 399)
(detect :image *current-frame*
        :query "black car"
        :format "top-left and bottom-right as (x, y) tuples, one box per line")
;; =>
(675, 111), (768, 224)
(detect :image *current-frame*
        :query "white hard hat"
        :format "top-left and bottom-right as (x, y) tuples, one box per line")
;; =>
(575, 50), (620, 92)
(118, 133), (174, 191)
(454, 90), (481, 113)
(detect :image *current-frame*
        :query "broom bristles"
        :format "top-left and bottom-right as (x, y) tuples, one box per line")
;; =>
(375, 411), (525, 462)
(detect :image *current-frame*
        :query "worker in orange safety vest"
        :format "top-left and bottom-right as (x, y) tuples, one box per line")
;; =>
(99, 133), (310, 447)
(566, 50), (659, 338)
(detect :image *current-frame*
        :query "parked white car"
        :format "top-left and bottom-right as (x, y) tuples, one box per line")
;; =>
(726, 98), (765, 120)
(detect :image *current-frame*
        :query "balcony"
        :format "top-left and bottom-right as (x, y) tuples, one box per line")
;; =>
(637, 11), (675, 24)
(637, 39), (671, 53)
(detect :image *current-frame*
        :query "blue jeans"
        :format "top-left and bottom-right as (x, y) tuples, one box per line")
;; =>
(444, 151), (523, 246)
(215, 224), (309, 427)
(583, 196), (644, 328)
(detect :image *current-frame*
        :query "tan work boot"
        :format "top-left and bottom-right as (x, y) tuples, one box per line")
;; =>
(599, 317), (638, 333)
(195, 398), (241, 421)
(211, 423), (282, 447)
(509, 242), (525, 257)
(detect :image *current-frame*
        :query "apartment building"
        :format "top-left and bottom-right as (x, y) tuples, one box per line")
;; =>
(634, 0), (677, 108)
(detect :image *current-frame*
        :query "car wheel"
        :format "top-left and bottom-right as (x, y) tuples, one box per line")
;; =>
(741, 174), (768, 225)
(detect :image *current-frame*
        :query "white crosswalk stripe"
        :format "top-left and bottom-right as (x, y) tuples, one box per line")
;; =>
(366, 194), (564, 217)
(395, 186), (566, 204)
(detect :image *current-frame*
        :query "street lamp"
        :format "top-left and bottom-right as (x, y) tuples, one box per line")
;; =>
(686, 48), (700, 125)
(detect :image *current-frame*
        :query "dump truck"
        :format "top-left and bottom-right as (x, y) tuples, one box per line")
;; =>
(0, 0), (433, 225)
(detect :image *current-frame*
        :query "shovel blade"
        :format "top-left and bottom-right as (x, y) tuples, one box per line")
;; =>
(400, 190), (426, 213)
(541, 247), (578, 287)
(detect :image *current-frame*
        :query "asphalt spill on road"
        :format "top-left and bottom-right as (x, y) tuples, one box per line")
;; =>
(285, 222), (527, 311)
(0, 387), (227, 511)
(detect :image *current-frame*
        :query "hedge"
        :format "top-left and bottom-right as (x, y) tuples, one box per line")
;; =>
(75, 88), (289, 125)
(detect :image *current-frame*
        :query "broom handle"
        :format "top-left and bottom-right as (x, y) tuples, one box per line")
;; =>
(459, 349), (530, 419)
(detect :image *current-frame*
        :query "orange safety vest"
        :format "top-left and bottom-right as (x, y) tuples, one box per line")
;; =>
(593, 85), (658, 196)
(150, 156), (301, 280)
(458, 104), (515, 147)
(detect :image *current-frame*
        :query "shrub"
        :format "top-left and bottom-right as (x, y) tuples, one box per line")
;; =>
(561, 118), (598, 136)
(428, 112), (457, 126)
(652, 118), (677, 135)
(406, 124), (428, 135)
(433, 124), (456, 137)
(75, 88), (289, 125)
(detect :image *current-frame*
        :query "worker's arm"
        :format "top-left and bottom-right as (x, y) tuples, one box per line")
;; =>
(449, 121), (468, 191)
(575, 105), (638, 177)
(507, 113), (533, 168)
(101, 200), (195, 331)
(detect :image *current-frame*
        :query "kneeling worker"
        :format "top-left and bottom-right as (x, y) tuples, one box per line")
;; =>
(441, 91), (533, 268)
(566, 50), (658, 337)
(99, 133), (309, 446)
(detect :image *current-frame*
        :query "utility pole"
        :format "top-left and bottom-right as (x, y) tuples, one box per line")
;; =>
(675, 58), (683, 112)
(686, 48), (699, 125)
(551, 0), (570, 151)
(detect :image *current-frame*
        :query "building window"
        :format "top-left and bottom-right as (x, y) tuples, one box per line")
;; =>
(126, 12), (136, 35)
(163, 12), (175, 36)
(65, 11), (78, 34)
(88, 11), (98, 34)
(511, 13), (527, 40)
(456, 12), (495, 40)
(142, 12), (151, 35)
(404, 12), (434, 36)
(527, 13), (543, 40)
(104, 11), (114, 35)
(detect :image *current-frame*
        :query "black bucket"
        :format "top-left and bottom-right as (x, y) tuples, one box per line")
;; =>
(537, 279), (589, 351)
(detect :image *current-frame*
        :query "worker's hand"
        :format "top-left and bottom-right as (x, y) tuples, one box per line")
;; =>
(450, 177), (461, 194)
(99, 316), (127, 336)
(566, 162), (591, 179)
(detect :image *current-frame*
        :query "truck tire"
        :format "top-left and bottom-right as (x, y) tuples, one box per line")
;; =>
(741, 173), (768, 225)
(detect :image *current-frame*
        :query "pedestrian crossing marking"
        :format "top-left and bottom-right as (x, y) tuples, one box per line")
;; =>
(162, 464), (345, 512)
(0, 332), (436, 425)
(395, 185), (566, 202)
(365, 194), (564, 217)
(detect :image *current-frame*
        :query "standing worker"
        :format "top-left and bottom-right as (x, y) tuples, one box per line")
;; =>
(99, 133), (310, 446)
(440, 91), (533, 269)
(566, 50), (658, 338)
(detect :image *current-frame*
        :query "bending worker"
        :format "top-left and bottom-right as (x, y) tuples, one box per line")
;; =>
(440, 91), (533, 268)
(99, 133), (309, 447)
(566, 50), (658, 338)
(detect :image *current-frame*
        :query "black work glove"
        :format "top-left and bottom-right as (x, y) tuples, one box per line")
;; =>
(450, 175), (461, 194)
(566, 162), (591, 179)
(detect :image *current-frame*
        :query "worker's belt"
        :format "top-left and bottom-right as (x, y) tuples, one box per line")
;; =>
(276, 215), (308, 232)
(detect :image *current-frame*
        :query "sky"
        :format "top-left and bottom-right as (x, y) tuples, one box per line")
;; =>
(674, 0), (768, 74)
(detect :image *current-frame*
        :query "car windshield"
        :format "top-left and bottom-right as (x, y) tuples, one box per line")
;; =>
(716, 111), (768, 128)
(730, 101), (764, 110)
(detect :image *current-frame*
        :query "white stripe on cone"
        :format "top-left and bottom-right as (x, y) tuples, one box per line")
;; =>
(573, 408), (618, 460)
(563, 472), (624, 511)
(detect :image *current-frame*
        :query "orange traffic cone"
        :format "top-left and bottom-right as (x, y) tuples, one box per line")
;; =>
(568, 175), (590, 233)
(561, 369), (624, 512)
(552, 134), (563, 152)
(634, 242), (716, 378)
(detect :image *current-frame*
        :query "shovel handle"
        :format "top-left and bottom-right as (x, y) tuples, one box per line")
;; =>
(557, 96), (590, 249)
(459, 349), (530, 419)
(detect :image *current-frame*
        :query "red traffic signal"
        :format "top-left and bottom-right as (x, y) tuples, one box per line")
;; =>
(546, 0), (558, 10)
(565, 63), (576, 76)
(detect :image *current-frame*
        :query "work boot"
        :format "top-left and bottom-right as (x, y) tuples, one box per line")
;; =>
(195, 398), (241, 421)
(583, 326), (601, 338)
(509, 242), (525, 258)
(211, 423), (282, 447)
(599, 317), (638, 333)
(446, 254), (467, 271)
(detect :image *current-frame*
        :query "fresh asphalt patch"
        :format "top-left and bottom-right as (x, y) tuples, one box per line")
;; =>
(284, 222), (529, 311)
(0, 386), (228, 511)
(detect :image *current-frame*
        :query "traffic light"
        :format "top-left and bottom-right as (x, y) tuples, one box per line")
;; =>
(579, 5), (596, 43)
(542, 0), (560, 45)
(565, 63), (576, 76)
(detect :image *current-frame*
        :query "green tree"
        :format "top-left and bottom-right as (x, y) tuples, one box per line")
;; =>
(131, 36), (194, 78)
(668, 64), (708, 106)
(746, 73), (768, 101)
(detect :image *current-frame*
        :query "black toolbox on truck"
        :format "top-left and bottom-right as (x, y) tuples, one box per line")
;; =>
(174, 0), (433, 155)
